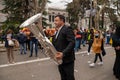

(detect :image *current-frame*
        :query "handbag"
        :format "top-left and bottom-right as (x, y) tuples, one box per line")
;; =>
(102, 49), (106, 56)
(14, 39), (19, 47)
(109, 38), (113, 45)
(8, 39), (14, 46)
(101, 39), (106, 56)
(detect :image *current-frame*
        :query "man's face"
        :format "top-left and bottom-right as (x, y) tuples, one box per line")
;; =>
(54, 17), (63, 28)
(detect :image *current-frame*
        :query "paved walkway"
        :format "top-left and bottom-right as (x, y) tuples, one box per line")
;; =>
(0, 45), (117, 80)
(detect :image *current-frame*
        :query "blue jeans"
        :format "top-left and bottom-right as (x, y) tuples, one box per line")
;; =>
(106, 36), (110, 44)
(82, 39), (86, 46)
(20, 43), (26, 54)
(30, 41), (38, 56)
(75, 39), (80, 52)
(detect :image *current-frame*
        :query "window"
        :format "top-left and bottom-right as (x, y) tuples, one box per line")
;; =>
(49, 15), (51, 22)
(52, 15), (55, 22)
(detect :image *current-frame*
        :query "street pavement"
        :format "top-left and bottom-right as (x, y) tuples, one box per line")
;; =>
(0, 44), (118, 80)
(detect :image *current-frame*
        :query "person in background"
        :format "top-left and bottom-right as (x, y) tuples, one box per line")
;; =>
(2, 29), (15, 63)
(29, 32), (38, 57)
(17, 30), (27, 54)
(82, 29), (87, 47)
(23, 28), (31, 51)
(78, 28), (83, 49)
(74, 29), (82, 52)
(89, 30), (104, 67)
(87, 28), (94, 55)
(105, 30), (111, 45)
(112, 23), (120, 79)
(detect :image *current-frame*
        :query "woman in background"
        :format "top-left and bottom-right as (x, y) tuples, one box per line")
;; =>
(2, 29), (15, 63)
(87, 29), (94, 55)
(89, 30), (104, 67)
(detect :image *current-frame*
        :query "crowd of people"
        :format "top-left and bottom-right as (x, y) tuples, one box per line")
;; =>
(1, 28), (41, 63)
(0, 14), (120, 80)
(74, 28), (113, 52)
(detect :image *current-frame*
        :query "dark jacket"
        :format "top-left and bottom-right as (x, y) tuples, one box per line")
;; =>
(17, 33), (27, 44)
(52, 26), (75, 64)
(29, 32), (38, 43)
(112, 34), (120, 50)
(2, 34), (14, 48)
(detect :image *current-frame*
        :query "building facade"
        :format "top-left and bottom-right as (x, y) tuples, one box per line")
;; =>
(46, 8), (69, 28)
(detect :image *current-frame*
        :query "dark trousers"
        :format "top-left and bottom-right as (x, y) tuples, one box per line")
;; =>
(94, 54), (102, 63)
(78, 39), (82, 49)
(26, 39), (30, 50)
(30, 41), (38, 56)
(58, 61), (75, 80)
(88, 40), (93, 52)
(113, 50), (120, 79)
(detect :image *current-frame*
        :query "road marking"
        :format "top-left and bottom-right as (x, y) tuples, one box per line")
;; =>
(0, 58), (50, 68)
(76, 46), (112, 55)
(0, 46), (112, 68)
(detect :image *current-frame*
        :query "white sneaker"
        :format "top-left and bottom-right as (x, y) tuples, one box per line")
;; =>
(87, 52), (90, 55)
(97, 62), (103, 65)
(89, 63), (95, 67)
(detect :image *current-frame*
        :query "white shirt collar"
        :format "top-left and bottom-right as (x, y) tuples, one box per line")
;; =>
(55, 26), (63, 39)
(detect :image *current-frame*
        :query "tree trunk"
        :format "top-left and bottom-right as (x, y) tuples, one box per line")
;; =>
(101, 10), (104, 28)
(33, 0), (38, 14)
(93, 0), (106, 29)
(40, 0), (47, 13)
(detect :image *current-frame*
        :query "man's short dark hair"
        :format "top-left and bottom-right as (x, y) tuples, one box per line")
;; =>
(55, 15), (65, 23)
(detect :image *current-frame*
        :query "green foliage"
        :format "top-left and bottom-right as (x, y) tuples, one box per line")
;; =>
(42, 16), (48, 27)
(1, 0), (49, 33)
(0, 0), (29, 33)
(66, 0), (90, 29)
(1, 0), (26, 22)
(1, 20), (20, 34)
(114, 21), (120, 27)
(66, 0), (119, 29)
(42, 10), (48, 27)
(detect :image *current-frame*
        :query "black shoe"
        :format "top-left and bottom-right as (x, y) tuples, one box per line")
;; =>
(115, 75), (120, 79)
(83, 45), (85, 47)
(29, 55), (32, 57)
(79, 48), (81, 49)
(24, 52), (27, 54)
(40, 47), (43, 49)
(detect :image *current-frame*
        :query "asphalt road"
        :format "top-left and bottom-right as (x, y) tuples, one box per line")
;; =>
(0, 45), (118, 80)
